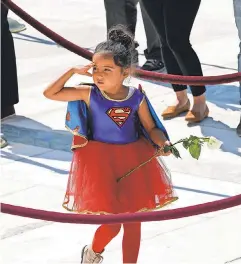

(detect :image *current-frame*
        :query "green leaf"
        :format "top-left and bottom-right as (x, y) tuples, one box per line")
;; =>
(183, 140), (189, 149)
(171, 146), (181, 159)
(163, 145), (171, 153)
(193, 138), (199, 144)
(188, 143), (201, 160)
(163, 145), (181, 159)
(189, 135), (198, 141)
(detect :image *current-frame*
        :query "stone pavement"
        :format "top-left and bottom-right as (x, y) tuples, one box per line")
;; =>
(1, 0), (241, 263)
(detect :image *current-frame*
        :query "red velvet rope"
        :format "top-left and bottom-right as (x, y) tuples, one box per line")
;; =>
(1, 194), (241, 224)
(3, 0), (241, 85)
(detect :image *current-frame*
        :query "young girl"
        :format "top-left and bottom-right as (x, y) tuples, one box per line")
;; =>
(44, 25), (178, 264)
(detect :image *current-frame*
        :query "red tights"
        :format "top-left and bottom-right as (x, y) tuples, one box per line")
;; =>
(92, 222), (141, 264)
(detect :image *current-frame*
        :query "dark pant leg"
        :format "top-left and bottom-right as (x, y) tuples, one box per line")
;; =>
(104, 0), (138, 35)
(142, 0), (187, 91)
(1, 4), (19, 109)
(139, 1), (162, 60)
(163, 0), (205, 96)
(233, 0), (241, 101)
(125, 0), (139, 35)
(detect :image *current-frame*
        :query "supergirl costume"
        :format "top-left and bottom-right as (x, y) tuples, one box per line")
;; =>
(63, 84), (178, 214)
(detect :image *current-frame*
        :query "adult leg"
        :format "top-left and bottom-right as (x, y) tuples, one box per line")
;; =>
(104, 0), (138, 34)
(163, 0), (208, 120)
(233, 0), (241, 103)
(125, 0), (139, 64)
(141, 0), (185, 82)
(141, 0), (190, 118)
(1, 3), (19, 119)
(233, 0), (241, 135)
(139, 1), (164, 71)
(103, 0), (139, 63)
(125, 0), (139, 35)
(122, 222), (141, 263)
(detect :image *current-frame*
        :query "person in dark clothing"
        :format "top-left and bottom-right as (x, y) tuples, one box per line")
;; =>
(233, 0), (241, 136)
(142, 0), (208, 123)
(1, 3), (19, 120)
(140, 1), (164, 71)
(103, 0), (165, 71)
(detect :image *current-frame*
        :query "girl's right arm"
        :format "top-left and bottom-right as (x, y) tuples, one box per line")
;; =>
(43, 64), (93, 102)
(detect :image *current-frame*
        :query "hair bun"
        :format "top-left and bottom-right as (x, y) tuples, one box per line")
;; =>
(108, 25), (134, 50)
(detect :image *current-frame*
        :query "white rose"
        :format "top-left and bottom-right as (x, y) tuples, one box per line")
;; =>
(207, 136), (223, 150)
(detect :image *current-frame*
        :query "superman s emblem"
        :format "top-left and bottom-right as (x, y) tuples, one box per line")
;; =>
(106, 107), (132, 127)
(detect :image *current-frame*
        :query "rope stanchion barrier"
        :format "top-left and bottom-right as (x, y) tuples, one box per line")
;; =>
(3, 0), (241, 85)
(1, 194), (241, 224)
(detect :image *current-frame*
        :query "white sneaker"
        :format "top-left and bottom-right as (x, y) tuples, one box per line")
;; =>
(81, 245), (104, 263)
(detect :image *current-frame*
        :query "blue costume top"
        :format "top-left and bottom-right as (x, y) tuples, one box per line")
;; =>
(65, 84), (169, 149)
(89, 85), (144, 144)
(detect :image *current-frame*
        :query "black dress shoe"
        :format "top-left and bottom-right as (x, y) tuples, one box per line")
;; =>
(237, 118), (241, 137)
(1, 105), (15, 120)
(141, 59), (165, 72)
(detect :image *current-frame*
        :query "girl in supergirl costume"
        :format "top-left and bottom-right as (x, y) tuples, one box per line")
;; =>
(44, 25), (178, 264)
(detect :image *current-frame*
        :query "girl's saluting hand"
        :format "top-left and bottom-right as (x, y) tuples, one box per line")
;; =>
(72, 64), (93, 77)
(43, 64), (93, 102)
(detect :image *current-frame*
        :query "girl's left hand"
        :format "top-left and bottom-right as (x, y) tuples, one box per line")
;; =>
(157, 141), (172, 156)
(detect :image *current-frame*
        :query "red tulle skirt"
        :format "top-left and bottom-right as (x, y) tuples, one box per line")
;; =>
(63, 137), (178, 214)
